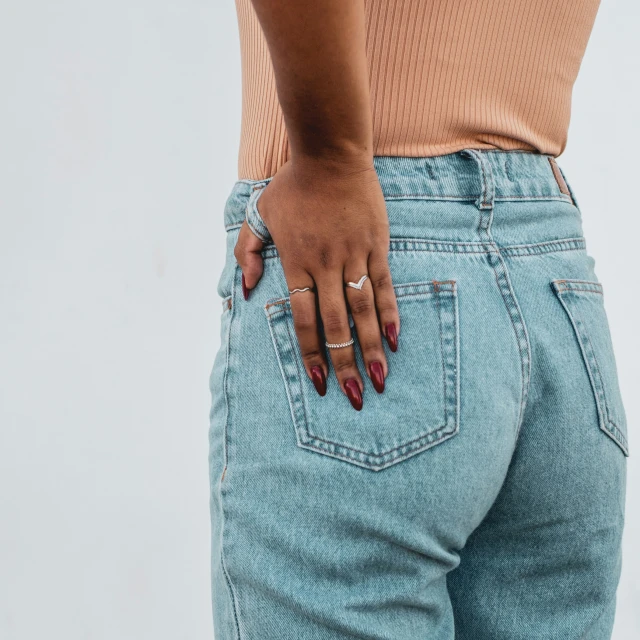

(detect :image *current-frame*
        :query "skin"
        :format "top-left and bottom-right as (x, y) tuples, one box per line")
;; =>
(234, 0), (399, 410)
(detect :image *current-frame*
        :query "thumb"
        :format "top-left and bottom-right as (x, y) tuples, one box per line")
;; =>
(234, 221), (265, 299)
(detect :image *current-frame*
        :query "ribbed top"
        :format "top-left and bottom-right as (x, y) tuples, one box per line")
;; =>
(236, 0), (601, 180)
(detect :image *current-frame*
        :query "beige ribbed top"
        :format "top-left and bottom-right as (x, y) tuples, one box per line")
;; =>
(236, 0), (600, 180)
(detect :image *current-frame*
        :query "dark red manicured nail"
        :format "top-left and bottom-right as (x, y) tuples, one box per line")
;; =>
(344, 379), (363, 411)
(311, 366), (326, 397)
(385, 323), (398, 352)
(369, 361), (385, 394)
(241, 273), (249, 300)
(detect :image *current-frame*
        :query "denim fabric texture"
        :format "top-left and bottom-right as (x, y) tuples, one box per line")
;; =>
(209, 150), (627, 639)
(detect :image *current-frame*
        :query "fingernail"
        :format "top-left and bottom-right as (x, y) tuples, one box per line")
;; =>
(369, 361), (385, 394)
(311, 366), (326, 397)
(241, 273), (249, 301)
(385, 323), (398, 352)
(344, 379), (363, 411)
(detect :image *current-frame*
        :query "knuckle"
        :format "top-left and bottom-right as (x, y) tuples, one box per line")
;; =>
(376, 300), (397, 315)
(301, 348), (324, 363)
(322, 311), (346, 334)
(349, 294), (374, 317)
(372, 273), (392, 290)
(292, 309), (316, 332)
(333, 358), (356, 374)
(360, 337), (382, 354)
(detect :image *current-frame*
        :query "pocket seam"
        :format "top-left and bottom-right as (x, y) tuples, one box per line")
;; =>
(552, 280), (628, 456)
(265, 281), (460, 471)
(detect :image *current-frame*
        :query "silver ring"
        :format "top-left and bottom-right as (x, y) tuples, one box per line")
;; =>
(288, 286), (314, 295)
(325, 338), (354, 349)
(346, 275), (369, 291)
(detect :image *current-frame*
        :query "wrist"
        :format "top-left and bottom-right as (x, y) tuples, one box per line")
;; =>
(291, 147), (375, 180)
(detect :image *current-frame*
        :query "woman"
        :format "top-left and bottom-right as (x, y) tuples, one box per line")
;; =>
(210, 0), (627, 638)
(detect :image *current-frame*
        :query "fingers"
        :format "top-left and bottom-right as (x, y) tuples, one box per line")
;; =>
(368, 248), (400, 352)
(344, 264), (387, 394)
(316, 275), (364, 411)
(234, 221), (265, 300)
(287, 272), (327, 397)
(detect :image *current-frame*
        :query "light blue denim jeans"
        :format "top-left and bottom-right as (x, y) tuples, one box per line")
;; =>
(209, 150), (627, 639)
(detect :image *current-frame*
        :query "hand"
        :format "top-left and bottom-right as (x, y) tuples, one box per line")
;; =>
(234, 156), (399, 410)
(235, 161), (400, 410)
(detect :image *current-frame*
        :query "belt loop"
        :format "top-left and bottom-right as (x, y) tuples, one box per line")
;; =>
(245, 181), (272, 243)
(460, 149), (495, 229)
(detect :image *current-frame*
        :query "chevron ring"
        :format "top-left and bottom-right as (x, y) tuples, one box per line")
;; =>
(345, 275), (369, 290)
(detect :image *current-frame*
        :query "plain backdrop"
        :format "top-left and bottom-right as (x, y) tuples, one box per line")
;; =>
(0, 1), (638, 638)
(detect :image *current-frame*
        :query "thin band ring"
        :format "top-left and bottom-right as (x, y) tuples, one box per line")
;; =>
(325, 338), (355, 349)
(345, 275), (369, 291)
(288, 286), (315, 295)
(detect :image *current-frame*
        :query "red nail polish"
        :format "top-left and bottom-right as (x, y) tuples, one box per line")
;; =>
(385, 323), (398, 352)
(344, 379), (363, 411)
(311, 366), (326, 397)
(241, 273), (249, 300)
(369, 361), (385, 394)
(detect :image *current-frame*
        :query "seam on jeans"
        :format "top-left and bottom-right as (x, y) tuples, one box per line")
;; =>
(556, 289), (626, 450)
(434, 283), (448, 431)
(552, 284), (629, 455)
(265, 286), (458, 468)
(218, 268), (243, 640)
(480, 212), (532, 442)
(254, 239), (584, 259)
(478, 150), (490, 208)
(282, 312), (316, 449)
(264, 284), (456, 318)
(489, 257), (529, 438)
(557, 288), (603, 295)
(374, 194), (571, 202)
(499, 238), (586, 257)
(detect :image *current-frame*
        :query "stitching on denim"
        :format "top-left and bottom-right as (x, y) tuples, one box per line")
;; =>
(392, 239), (486, 247)
(266, 286), (459, 467)
(500, 239), (586, 257)
(264, 283), (456, 318)
(264, 303), (303, 439)
(554, 279), (602, 286)
(434, 284), (448, 434)
(553, 285), (628, 455)
(479, 151), (491, 208)
(500, 238), (585, 251)
(476, 196), (531, 442)
(299, 424), (457, 470)
(379, 194), (571, 202)
(495, 195), (571, 202)
(488, 254), (530, 440)
(299, 290), (458, 463)
(558, 288), (603, 295)
(553, 279), (603, 294)
(218, 268), (242, 640)
(282, 310), (315, 450)
(258, 238), (585, 259)
(226, 195), (573, 231)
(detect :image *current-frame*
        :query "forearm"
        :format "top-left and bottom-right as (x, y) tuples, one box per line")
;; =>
(249, 0), (372, 164)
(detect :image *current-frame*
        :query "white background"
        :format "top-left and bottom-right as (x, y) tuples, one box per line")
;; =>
(0, 1), (637, 638)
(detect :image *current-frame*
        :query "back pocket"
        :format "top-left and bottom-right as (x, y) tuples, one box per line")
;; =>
(265, 281), (460, 471)
(552, 280), (628, 455)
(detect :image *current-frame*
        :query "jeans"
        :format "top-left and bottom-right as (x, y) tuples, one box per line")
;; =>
(209, 150), (627, 639)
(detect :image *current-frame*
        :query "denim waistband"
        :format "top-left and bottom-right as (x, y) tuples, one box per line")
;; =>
(223, 150), (577, 230)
